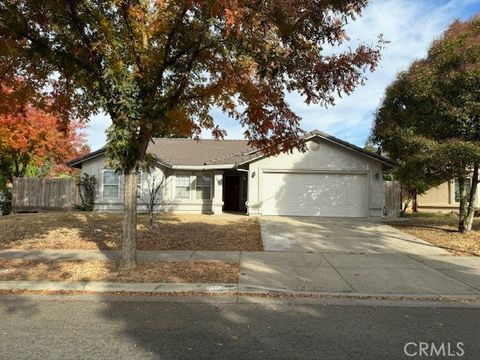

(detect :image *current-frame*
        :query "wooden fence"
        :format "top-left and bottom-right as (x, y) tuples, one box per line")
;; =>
(384, 180), (401, 218)
(12, 177), (81, 213)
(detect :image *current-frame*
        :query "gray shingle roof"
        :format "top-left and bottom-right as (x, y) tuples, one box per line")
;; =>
(67, 130), (395, 168)
(147, 138), (254, 166)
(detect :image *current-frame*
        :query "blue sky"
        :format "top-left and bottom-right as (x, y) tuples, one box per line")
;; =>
(84, 0), (480, 151)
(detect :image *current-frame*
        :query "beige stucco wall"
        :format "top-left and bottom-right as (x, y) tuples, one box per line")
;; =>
(246, 137), (385, 217)
(80, 137), (386, 216)
(417, 182), (452, 211)
(80, 156), (214, 213)
(417, 180), (479, 213)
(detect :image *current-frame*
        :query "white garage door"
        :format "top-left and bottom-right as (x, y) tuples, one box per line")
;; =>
(261, 172), (368, 217)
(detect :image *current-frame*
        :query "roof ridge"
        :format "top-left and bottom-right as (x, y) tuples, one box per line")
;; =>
(67, 129), (394, 169)
(205, 148), (254, 165)
(153, 138), (249, 142)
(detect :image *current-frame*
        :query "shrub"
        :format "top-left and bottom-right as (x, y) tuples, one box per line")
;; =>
(0, 189), (12, 215)
(75, 174), (97, 211)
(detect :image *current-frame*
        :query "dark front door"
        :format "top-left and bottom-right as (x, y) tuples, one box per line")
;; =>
(224, 175), (240, 211)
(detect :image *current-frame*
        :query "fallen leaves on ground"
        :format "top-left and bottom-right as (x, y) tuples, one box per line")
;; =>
(0, 259), (239, 283)
(389, 216), (480, 256)
(0, 213), (263, 251)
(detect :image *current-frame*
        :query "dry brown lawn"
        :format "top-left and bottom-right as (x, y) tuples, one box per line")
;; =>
(389, 215), (480, 256)
(0, 259), (239, 283)
(0, 213), (263, 251)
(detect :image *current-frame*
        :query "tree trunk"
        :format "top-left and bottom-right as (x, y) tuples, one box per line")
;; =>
(13, 157), (20, 178)
(120, 170), (138, 270)
(402, 198), (411, 213)
(462, 164), (479, 233)
(458, 175), (468, 233)
(412, 191), (418, 213)
(403, 190), (418, 213)
(149, 213), (154, 229)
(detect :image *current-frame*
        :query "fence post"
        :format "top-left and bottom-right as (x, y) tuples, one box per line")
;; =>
(384, 180), (401, 219)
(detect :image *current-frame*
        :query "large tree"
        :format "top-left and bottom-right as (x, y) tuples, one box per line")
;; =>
(0, 0), (382, 269)
(0, 86), (88, 183)
(373, 15), (480, 233)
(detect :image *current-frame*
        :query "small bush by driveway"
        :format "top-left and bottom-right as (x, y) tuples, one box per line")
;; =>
(388, 215), (480, 256)
(0, 213), (263, 252)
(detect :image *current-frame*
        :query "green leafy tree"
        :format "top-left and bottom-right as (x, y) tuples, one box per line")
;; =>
(373, 15), (480, 232)
(363, 136), (379, 153)
(0, 0), (382, 269)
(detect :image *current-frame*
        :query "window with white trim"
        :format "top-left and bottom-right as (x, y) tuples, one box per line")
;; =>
(175, 174), (191, 199)
(195, 174), (212, 200)
(102, 170), (120, 200)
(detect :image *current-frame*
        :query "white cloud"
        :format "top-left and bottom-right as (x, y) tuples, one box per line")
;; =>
(292, 0), (480, 146)
(85, 0), (479, 150)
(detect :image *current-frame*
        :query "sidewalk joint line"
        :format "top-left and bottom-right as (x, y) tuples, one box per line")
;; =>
(406, 254), (480, 293)
(321, 254), (358, 293)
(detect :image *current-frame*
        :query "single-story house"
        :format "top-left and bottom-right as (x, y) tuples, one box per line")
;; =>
(416, 179), (477, 213)
(67, 130), (394, 217)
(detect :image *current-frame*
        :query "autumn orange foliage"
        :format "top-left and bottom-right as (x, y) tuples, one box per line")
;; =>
(0, 0), (383, 267)
(0, 90), (89, 181)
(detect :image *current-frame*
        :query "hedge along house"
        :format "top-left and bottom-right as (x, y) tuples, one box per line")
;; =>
(67, 130), (394, 217)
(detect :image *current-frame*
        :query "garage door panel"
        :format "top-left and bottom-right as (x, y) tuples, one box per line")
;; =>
(261, 173), (367, 217)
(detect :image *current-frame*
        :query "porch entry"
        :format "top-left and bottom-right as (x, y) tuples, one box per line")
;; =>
(223, 172), (248, 212)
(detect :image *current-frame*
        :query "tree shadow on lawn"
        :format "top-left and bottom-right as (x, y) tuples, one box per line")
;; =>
(392, 223), (460, 234)
(0, 212), (263, 251)
(388, 222), (480, 256)
(391, 215), (480, 233)
(0, 212), (125, 250)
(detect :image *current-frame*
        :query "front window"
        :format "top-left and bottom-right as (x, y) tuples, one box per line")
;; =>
(175, 174), (191, 199)
(195, 174), (212, 200)
(454, 178), (471, 202)
(102, 170), (120, 200)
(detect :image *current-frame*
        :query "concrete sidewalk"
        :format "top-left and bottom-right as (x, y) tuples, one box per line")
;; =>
(239, 252), (480, 296)
(0, 249), (479, 297)
(0, 249), (240, 263)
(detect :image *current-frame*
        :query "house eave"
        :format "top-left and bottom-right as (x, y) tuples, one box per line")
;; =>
(170, 164), (236, 170)
(66, 147), (107, 168)
(237, 133), (396, 168)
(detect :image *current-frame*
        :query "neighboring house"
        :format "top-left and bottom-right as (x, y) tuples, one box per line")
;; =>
(416, 178), (477, 213)
(67, 130), (394, 217)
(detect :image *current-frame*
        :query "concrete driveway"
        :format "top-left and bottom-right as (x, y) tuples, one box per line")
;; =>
(260, 216), (448, 255)
(238, 217), (480, 295)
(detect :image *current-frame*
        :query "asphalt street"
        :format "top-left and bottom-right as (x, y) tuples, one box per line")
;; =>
(0, 297), (479, 360)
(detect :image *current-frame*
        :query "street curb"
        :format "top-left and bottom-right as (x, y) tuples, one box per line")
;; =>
(0, 281), (479, 305)
(0, 280), (238, 293)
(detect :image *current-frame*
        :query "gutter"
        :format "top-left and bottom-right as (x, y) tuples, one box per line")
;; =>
(170, 164), (236, 170)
